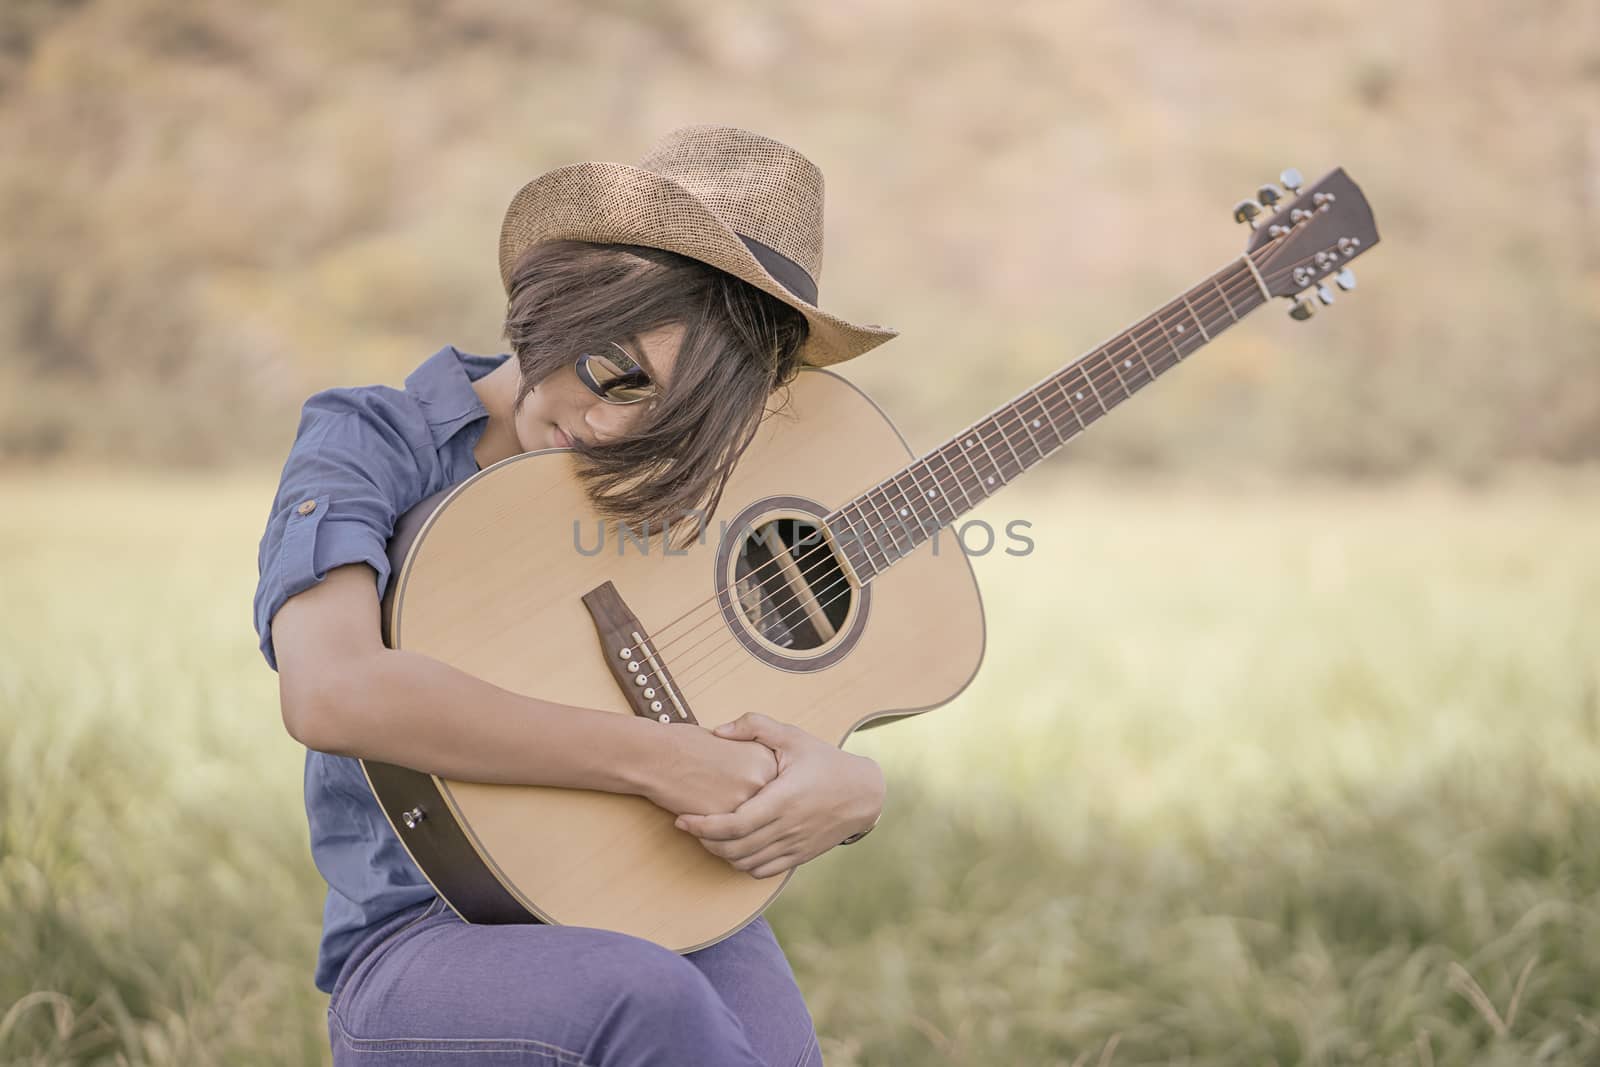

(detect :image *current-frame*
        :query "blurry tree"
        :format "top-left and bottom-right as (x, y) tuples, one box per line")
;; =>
(0, 0), (1595, 474)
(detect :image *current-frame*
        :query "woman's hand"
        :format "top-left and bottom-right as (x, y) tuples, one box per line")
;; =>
(640, 722), (779, 817)
(673, 713), (885, 880)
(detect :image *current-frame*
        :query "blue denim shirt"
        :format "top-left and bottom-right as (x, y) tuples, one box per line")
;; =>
(253, 345), (510, 992)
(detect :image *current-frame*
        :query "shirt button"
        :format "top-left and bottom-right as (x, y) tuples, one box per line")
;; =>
(296, 499), (317, 516)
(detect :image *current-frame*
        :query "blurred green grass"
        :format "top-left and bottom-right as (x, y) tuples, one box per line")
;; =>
(2, 472), (1598, 1065)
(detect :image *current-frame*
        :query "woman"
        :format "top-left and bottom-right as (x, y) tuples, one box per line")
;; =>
(253, 125), (895, 1065)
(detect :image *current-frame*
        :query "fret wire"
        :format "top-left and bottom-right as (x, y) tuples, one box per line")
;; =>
(829, 506), (863, 575)
(934, 443), (976, 511)
(952, 431), (988, 498)
(1078, 362), (1110, 414)
(842, 502), (890, 575)
(969, 423), (1017, 493)
(1116, 343), (1155, 388)
(1033, 392), (1066, 450)
(1176, 305), (1206, 357)
(908, 460), (957, 527)
(1154, 310), (1185, 363)
(1132, 322), (1174, 374)
(968, 423), (1009, 490)
(1127, 325), (1159, 379)
(858, 491), (897, 562)
(887, 471), (928, 542)
(1015, 402), (1049, 464)
(1053, 374), (1089, 431)
(901, 467), (942, 535)
(872, 486), (916, 558)
(1179, 294), (1211, 341)
(1007, 400), (1047, 462)
(852, 513), (883, 580)
(911, 458), (956, 525)
(1101, 349), (1134, 398)
(838, 502), (876, 575)
(928, 454), (963, 522)
(1210, 275), (1240, 322)
(851, 494), (879, 562)
(1028, 386), (1066, 447)
(879, 487), (918, 557)
(991, 407), (1026, 476)
(829, 511), (873, 580)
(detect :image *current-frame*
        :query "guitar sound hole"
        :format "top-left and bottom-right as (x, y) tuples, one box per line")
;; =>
(732, 518), (852, 652)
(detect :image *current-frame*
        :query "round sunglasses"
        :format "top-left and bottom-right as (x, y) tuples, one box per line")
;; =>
(575, 342), (658, 406)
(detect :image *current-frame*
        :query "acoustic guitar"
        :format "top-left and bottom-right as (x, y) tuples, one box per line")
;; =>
(363, 166), (1380, 951)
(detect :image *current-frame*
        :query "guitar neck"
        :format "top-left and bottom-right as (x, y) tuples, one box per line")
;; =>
(827, 252), (1273, 581)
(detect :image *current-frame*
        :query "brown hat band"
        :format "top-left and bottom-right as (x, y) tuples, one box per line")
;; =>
(738, 233), (818, 306)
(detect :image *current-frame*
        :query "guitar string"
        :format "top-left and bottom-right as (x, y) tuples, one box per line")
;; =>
(661, 252), (1297, 694)
(650, 243), (1335, 697)
(622, 242), (1344, 699)
(657, 241), (1336, 696)
(644, 244), (1289, 655)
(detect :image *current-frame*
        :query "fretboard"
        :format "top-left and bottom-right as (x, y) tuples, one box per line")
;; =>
(827, 253), (1271, 582)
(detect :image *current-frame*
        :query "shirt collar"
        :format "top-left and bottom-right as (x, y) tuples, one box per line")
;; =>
(404, 345), (512, 451)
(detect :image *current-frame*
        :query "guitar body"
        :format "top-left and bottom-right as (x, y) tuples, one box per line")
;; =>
(363, 366), (987, 951)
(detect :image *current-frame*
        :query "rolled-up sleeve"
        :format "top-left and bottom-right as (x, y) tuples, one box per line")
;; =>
(253, 390), (427, 671)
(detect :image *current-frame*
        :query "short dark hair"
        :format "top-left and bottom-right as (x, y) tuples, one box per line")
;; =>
(503, 240), (809, 544)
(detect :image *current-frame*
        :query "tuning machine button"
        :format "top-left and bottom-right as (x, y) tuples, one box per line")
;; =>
(1280, 168), (1304, 193)
(1289, 296), (1317, 321)
(1334, 268), (1356, 291)
(1257, 184), (1284, 209)
(1233, 199), (1263, 227)
(1316, 284), (1335, 306)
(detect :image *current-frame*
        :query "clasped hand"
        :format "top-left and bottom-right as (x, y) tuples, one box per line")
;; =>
(674, 713), (884, 880)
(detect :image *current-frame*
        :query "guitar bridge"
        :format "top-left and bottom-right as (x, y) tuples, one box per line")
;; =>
(580, 581), (698, 726)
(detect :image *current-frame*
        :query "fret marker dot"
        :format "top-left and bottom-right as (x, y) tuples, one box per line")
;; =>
(899, 508), (908, 517)
(1075, 391), (1084, 400)
(965, 438), (974, 448)
(926, 489), (937, 498)
(1176, 323), (1185, 333)
(986, 476), (995, 485)
(1031, 419), (1040, 428)
(1124, 359), (1132, 368)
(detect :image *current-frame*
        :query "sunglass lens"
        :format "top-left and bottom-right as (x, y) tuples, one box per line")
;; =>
(585, 350), (656, 404)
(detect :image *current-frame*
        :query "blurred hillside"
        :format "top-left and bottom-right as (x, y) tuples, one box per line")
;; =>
(2, 0), (1597, 475)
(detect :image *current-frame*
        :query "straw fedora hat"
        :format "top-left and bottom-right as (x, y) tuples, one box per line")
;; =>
(497, 124), (897, 368)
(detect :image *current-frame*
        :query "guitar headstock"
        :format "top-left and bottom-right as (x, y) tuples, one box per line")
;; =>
(1234, 167), (1380, 320)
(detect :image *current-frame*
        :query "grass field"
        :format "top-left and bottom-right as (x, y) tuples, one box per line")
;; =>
(2, 471), (1597, 1065)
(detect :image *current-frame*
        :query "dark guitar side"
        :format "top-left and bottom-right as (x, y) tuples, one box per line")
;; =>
(362, 485), (534, 925)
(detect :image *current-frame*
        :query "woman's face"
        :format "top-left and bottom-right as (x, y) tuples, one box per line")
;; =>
(513, 323), (683, 451)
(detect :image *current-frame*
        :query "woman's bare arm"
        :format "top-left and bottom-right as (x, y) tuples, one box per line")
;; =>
(270, 563), (775, 813)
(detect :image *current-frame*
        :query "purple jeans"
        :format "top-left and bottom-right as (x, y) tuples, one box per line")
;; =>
(326, 897), (824, 1066)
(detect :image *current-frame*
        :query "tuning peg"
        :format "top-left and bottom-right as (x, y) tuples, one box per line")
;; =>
(1280, 168), (1303, 193)
(1233, 199), (1263, 227)
(1334, 268), (1356, 291)
(1288, 295), (1317, 320)
(1257, 184), (1284, 209)
(1316, 284), (1335, 306)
